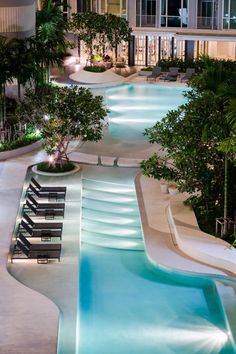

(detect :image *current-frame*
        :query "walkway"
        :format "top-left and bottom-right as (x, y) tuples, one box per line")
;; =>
(1, 72), (236, 354)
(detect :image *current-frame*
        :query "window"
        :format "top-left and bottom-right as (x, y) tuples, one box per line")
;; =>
(136, 0), (157, 27)
(223, 0), (236, 29)
(197, 0), (217, 29)
(161, 0), (188, 27)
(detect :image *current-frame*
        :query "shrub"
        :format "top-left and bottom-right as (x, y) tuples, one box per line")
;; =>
(0, 133), (41, 152)
(37, 161), (75, 173)
(140, 66), (153, 71)
(84, 66), (106, 73)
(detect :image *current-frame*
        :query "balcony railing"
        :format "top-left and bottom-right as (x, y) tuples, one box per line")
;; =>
(136, 15), (156, 27)
(197, 16), (217, 29)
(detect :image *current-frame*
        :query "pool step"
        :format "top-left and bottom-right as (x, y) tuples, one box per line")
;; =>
(82, 219), (142, 238)
(83, 189), (137, 205)
(82, 198), (139, 215)
(82, 208), (140, 226)
(82, 178), (135, 196)
(82, 230), (144, 251)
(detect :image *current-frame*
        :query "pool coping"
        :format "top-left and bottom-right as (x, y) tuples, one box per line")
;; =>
(135, 173), (236, 279)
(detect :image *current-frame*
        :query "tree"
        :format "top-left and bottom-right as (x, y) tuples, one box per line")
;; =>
(69, 12), (132, 63)
(141, 59), (236, 237)
(34, 0), (70, 84)
(16, 85), (108, 165)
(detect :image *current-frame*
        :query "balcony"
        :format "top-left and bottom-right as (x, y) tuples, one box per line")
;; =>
(136, 15), (156, 27)
(197, 16), (217, 29)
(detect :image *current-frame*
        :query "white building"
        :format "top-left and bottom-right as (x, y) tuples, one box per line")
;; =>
(67, 0), (236, 65)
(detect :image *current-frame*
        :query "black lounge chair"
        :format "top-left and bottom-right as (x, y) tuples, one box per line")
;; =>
(23, 213), (63, 230)
(146, 66), (161, 81)
(181, 68), (195, 82)
(27, 183), (66, 201)
(19, 220), (62, 240)
(28, 194), (65, 210)
(15, 240), (61, 263)
(160, 67), (179, 81)
(18, 233), (61, 251)
(23, 200), (65, 219)
(31, 177), (67, 193)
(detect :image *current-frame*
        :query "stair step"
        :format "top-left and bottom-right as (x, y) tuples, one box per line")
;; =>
(82, 189), (137, 205)
(82, 178), (135, 195)
(82, 219), (142, 238)
(82, 230), (144, 251)
(82, 208), (140, 226)
(82, 198), (139, 215)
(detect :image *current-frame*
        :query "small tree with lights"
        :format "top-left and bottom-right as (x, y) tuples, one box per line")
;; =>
(16, 85), (108, 168)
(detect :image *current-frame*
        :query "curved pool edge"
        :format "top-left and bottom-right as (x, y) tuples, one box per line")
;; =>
(135, 172), (236, 278)
(135, 172), (236, 351)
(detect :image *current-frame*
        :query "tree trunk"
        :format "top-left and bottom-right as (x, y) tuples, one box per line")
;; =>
(223, 156), (228, 236)
(17, 80), (21, 99)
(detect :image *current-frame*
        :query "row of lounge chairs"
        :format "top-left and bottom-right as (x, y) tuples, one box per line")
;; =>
(146, 66), (195, 82)
(12, 177), (67, 264)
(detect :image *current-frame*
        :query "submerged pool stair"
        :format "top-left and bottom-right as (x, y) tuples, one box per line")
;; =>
(81, 178), (144, 250)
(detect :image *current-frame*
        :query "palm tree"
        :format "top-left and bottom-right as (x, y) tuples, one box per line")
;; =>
(8, 38), (37, 98)
(0, 36), (13, 138)
(34, 0), (69, 85)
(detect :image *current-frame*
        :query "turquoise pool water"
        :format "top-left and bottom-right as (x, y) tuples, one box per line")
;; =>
(105, 84), (188, 141)
(78, 169), (234, 354)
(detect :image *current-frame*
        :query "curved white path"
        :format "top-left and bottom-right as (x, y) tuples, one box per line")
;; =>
(69, 68), (125, 85)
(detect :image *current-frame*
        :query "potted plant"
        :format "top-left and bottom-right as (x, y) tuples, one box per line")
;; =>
(168, 183), (179, 196)
(160, 179), (169, 193)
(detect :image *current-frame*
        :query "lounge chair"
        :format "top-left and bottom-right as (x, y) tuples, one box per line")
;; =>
(146, 66), (161, 81)
(27, 183), (66, 201)
(22, 213), (63, 230)
(18, 233), (61, 251)
(19, 220), (62, 240)
(31, 177), (67, 193)
(23, 200), (65, 219)
(181, 68), (195, 82)
(160, 67), (179, 81)
(15, 240), (61, 263)
(27, 194), (65, 210)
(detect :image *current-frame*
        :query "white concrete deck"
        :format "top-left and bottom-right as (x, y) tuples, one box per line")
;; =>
(69, 68), (125, 85)
(1, 75), (236, 353)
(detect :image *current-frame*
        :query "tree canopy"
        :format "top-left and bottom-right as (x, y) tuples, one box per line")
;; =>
(141, 58), (236, 235)
(16, 85), (108, 164)
(69, 11), (132, 61)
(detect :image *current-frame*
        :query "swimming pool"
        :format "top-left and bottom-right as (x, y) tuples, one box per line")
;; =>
(77, 167), (235, 354)
(80, 84), (188, 158)
(105, 84), (188, 141)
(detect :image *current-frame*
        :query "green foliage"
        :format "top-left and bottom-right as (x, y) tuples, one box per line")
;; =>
(16, 85), (108, 164)
(37, 161), (75, 173)
(158, 58), (204, 73)
(140, 66), (154, 71)
(0, 133), (41, 152)
(84, 66), (106, 73)
(69, 12), (131, 61)
(141, 58), (236, 237)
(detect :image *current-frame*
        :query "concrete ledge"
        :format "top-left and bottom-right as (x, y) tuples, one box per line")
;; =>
(0, 140), (43, 161)
(167, 198), (236, 276)
(117, 157), (141, 168)
(32, 162), (80, 176)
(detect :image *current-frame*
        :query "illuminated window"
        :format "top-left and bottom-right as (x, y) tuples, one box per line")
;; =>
(136, 0), (157, 27)
(161, 0), (188, 28)
(223, 0), (236, 29)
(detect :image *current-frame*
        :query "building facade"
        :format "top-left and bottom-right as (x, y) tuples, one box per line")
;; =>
(0, 0), (35, 38)
(67, 0), (236, 65)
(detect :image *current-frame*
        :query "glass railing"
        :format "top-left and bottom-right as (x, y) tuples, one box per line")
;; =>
(197, 16), (217, 29)
(136, 15), (156, 27)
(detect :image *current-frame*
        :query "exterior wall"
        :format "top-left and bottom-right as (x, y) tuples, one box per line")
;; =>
(188, 0), (198, 28)
(127, 0), (136, 27)
(0, 0), (35, 38)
